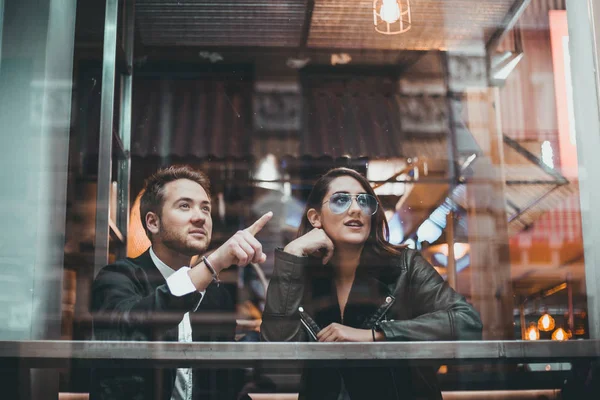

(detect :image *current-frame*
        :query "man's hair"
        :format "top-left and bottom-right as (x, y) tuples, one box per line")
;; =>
(140, 165), (211, 238)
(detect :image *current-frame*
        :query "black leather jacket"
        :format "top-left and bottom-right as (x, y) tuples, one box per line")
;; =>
(261, 248), (483, 400)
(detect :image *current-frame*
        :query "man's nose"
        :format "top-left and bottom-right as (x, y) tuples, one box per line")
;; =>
(190, 208), (207, 223)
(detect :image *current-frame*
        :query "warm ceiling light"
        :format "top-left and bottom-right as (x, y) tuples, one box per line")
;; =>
(526, 323), (540, 341)
(373, 0), (412, 35)
(538, 312), (556, 332)
(380, 0), (400, 23)
(551, 327), (569, 341)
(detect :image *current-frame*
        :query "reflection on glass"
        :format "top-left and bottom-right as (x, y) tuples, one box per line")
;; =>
(2, 0), (599, 398)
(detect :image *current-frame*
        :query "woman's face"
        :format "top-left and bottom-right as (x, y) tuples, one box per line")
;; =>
(314, 176), (374, 248)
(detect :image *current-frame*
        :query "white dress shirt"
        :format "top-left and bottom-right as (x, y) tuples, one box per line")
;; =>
(149, 247), (206, 400)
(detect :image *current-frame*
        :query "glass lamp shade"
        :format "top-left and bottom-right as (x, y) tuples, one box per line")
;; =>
(538, 312), (556, 332)
(551, 327), (570, 341)
(373, 0), (412, 35)
(526, 323), (540, 340)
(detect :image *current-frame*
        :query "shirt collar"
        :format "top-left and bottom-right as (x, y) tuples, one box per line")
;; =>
(149, 247), (176, 280)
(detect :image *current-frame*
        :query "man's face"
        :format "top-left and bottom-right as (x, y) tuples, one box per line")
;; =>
(150, 179), (213, 257)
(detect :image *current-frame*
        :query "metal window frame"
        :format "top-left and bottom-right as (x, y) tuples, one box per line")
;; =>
(117, 0), (135, 260)
(0, 0), (4, 68)
(566, 0), (600, 340)
(94, 0), (134, 275)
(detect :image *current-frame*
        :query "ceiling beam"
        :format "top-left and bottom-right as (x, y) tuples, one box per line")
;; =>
(486, 0), (532, 54)
(299, 0), (315, 49)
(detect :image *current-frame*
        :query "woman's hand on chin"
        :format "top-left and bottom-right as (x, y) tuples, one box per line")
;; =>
(283, 228), (335, 265)
(317, 323), (373, 342)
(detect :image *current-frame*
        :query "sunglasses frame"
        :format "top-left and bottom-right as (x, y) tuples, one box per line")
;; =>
(323, 193), (379, 216)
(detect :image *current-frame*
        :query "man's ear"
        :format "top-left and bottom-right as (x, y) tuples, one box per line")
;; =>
(307, 208), (322, 229)
(145, 212), (160, 235)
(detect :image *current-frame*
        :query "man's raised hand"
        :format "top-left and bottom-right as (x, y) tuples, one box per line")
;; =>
(206, 212), (273, 272)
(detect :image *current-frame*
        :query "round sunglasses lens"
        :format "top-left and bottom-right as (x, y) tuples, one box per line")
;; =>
(358, 194), (377, 215)
(329, 194), (352, 214)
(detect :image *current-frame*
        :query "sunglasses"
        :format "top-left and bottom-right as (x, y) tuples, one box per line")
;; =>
(323, 193), (379, 216)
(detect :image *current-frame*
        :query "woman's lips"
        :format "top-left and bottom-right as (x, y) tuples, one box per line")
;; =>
(344, 220), (364, 227)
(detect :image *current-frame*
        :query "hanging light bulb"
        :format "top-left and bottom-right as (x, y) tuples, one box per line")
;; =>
(526, 323), (540, 341)
(551, 327), (569, 341)
(373, 0), (412, 35)
(538, 311), (555, 332)
(380, 0), (401, 23)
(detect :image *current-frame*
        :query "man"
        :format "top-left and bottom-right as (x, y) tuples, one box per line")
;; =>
(90, 165), (272, 400)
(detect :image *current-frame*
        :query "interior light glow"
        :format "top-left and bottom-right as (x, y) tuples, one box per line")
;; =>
(380, 0), (401, 23)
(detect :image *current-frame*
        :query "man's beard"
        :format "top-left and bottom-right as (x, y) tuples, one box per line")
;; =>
(158, 225), (209, 257)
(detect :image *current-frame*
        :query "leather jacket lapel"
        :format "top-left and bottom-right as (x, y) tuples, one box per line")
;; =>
(300, 269), (398, 336)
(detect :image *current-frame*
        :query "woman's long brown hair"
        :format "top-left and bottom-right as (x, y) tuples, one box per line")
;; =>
(297, 167), (406, 258)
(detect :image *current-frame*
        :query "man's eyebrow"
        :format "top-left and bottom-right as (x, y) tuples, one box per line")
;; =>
(172, 197), (211, 206)
(173, 197), (194, 204)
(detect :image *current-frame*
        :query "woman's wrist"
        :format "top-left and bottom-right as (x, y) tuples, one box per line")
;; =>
(283, 243), (305, 257)
(371, 329), (385, 342)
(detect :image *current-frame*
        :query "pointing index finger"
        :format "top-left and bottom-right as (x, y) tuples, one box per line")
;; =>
(245, 211), (273, 236)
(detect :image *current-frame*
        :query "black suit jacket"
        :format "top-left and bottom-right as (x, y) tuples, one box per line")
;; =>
(90, 250), (246, 400)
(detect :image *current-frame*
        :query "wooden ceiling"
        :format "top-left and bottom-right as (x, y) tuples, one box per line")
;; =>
(135, 0), (518, 52)
(308, 0), (515, 50)
(136, 0), (306, 47)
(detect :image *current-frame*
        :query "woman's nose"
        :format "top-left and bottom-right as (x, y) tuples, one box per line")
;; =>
(348, 197), (362, 213)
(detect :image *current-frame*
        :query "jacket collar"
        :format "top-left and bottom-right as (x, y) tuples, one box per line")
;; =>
(149, 247), (177, 281)
(131, 248), (168, 291)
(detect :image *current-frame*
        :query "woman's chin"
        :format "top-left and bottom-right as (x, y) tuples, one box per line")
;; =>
(335, 237), (368, 247)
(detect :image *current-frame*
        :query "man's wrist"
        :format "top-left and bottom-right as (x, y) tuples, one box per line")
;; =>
(206, 252), (225, 273)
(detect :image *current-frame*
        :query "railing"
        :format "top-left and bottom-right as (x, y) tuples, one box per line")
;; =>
(3, 340), (599, 399)
(1, 340), (598, 369)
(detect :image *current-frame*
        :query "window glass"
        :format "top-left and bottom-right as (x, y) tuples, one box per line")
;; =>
(1, 1), (599, 399)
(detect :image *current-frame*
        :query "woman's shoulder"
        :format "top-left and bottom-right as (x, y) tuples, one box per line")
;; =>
(363, 247), (412, 275)
(369, 247), (429, 271)
(368, 248), (438, 287)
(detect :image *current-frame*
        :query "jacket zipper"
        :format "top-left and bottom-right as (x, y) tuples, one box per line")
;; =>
(299, 295), (396, 338)
(375, 296), (400, 399)
(298, 306), (320, 341)
(299, 316), (318, 341)
(372, 295), (396, 328)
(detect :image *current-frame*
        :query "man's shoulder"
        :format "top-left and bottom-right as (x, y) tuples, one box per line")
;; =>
(94, 250), (153, 282)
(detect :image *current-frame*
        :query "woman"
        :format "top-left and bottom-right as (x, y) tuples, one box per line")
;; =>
(261, 167), (482, 400)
